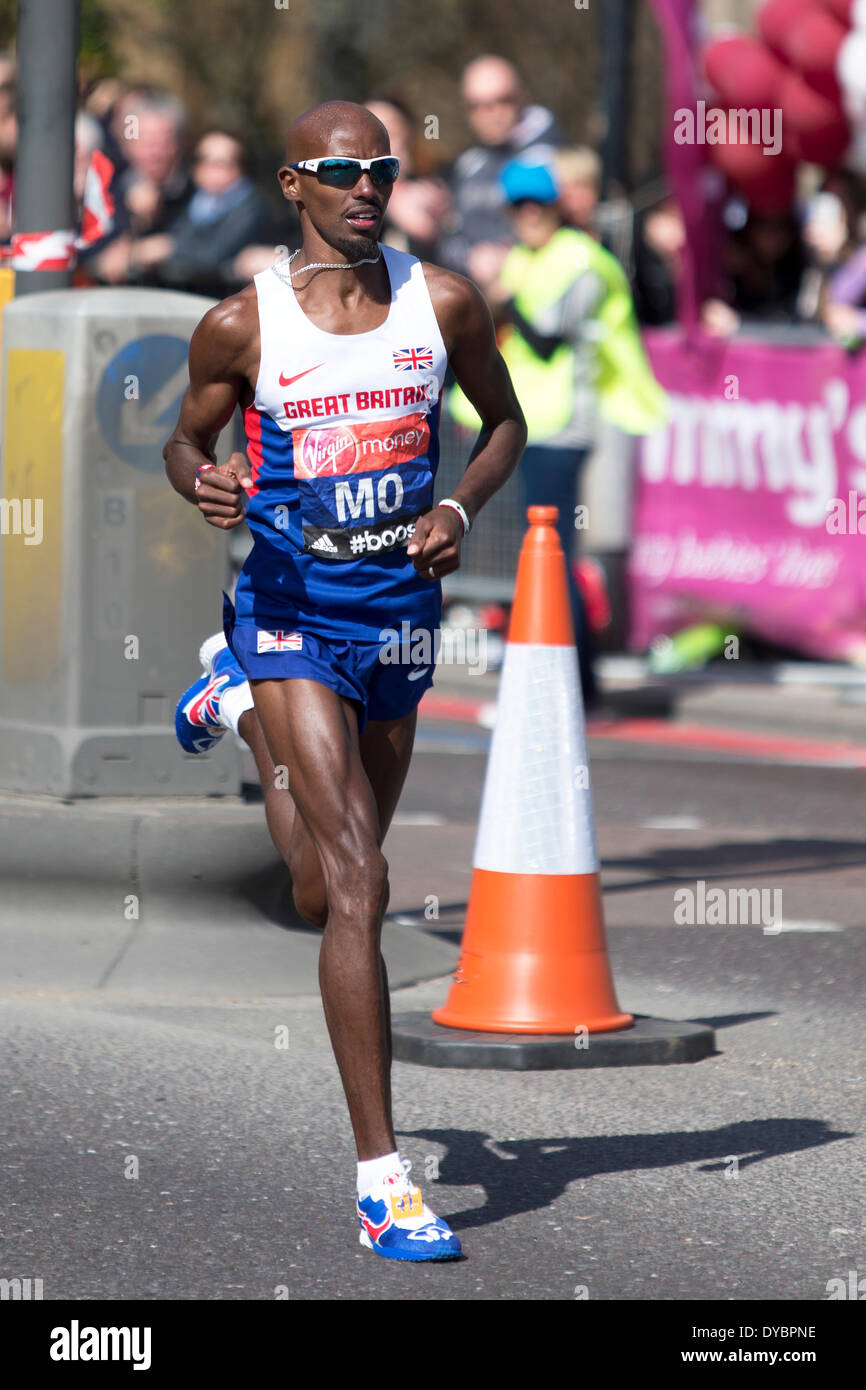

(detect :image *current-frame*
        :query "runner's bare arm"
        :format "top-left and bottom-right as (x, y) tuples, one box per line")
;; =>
(431, 267), (527, 519)
(163, 290), (257, 527)
(407, 266), (526, 575)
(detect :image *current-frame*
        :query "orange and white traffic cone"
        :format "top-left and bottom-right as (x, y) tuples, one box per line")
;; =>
(432, 505), (632, 1035)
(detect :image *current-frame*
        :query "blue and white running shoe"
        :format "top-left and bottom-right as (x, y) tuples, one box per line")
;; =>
(357, 1161), (461, 1261)
(174, 632), (249, 754)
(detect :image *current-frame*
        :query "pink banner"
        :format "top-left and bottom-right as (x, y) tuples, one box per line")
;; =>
(629, 329), (866, 661)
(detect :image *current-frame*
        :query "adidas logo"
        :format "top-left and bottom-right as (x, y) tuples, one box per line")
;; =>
(311, 533), (339, 553)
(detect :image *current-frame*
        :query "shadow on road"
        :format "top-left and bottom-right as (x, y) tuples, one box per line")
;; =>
(687, 1012), (776, 1029)
(384, 901), (468, 945)
(602, 838), (866, 894)
(399, 1119), (854, 1231)
(238, 862), (317, 932)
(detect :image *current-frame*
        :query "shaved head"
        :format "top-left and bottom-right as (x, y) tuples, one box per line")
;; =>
(286, 101), (390, 164)
(279, 101), (395, 261)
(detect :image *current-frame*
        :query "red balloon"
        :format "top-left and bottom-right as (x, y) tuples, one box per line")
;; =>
(704, 34), (784, 107)
(758, 0), (820, 57)
(816, 0), (853, 21)
(712, 139), (796, 211)
(779, 6), (847, 96)
(739, 163), (798, 213)
(779, 68), (850, 164)
(710, 136), (783, 181)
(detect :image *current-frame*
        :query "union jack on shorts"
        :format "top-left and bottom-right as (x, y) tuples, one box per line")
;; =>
(257, 629), (303, 654)
(392, 347), (434, 371)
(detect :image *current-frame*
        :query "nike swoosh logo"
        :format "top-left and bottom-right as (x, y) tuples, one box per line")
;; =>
(279, 364), (324, 388)
(407, 667), (430, 682)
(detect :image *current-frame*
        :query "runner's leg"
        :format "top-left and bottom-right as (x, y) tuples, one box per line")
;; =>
(240, 707), (328, 926)
(239, 708), (297, 866)
(250, 678), (414, 1160)
(357, 707), (419, 1078)
(240, 703), (417, 941)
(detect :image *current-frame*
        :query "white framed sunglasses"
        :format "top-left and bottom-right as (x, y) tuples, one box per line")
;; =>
(288, 156), (401, 188)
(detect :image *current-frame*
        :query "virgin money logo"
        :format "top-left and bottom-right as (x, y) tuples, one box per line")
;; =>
(294, 412), (431, 479)
(298, 427), (357, 477)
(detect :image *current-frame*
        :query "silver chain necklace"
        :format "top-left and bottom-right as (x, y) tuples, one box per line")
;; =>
(273, 247), (382, 282)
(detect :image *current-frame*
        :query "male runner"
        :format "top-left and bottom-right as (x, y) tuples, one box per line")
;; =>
(164, 101), (526, 1262)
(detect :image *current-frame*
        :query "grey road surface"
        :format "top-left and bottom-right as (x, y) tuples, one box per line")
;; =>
(0, 721), (864, 1303)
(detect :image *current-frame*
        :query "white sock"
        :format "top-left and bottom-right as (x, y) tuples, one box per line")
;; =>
(357, 1150), (402, 1198)
(220, 681), (254, 735)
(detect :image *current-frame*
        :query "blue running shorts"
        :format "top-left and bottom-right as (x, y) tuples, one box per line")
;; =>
(222, 593), (436, 732)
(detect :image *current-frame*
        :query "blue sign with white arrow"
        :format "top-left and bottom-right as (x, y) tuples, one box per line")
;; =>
(97, 334), (190, 472)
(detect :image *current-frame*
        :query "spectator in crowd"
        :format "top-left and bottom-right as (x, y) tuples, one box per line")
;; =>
(631, 190), (684, 327)
(117, 90), (192, 233)
(73, 111), (104, 204)
(823, 229), (866, 348)
(0, 53), (16, 243)
(93, 90), (193, 284)
(466, 159), (601, 704)
(554, 143), (635, 265)
(74, 110), (132, 283)
(364, 95), (451, 261)
(449, 157), (668, 706)
(554, 146), (602, 237)
(124, 128), (267, 296)
(436, 54), (562, 281)
(636, 173), (862, 339)
(730, 211), (806, 322)
(700, 209), (808, 337)
(789, 174), (866, 343)
(83, 78), (132, 179)
(798, 181), (858, 326)
(231, 224), (302, 286)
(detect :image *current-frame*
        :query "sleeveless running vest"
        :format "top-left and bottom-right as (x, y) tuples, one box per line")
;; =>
(233, 244), (449, 642)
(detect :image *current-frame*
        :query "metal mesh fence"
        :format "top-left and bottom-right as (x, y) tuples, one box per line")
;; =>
(436, 410), (525, 600)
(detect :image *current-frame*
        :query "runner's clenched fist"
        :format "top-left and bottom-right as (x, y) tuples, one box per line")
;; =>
(195, 452), (253, 530)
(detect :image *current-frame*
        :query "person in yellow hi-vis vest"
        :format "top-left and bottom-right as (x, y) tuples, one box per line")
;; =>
(450, 157), (668, 707)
